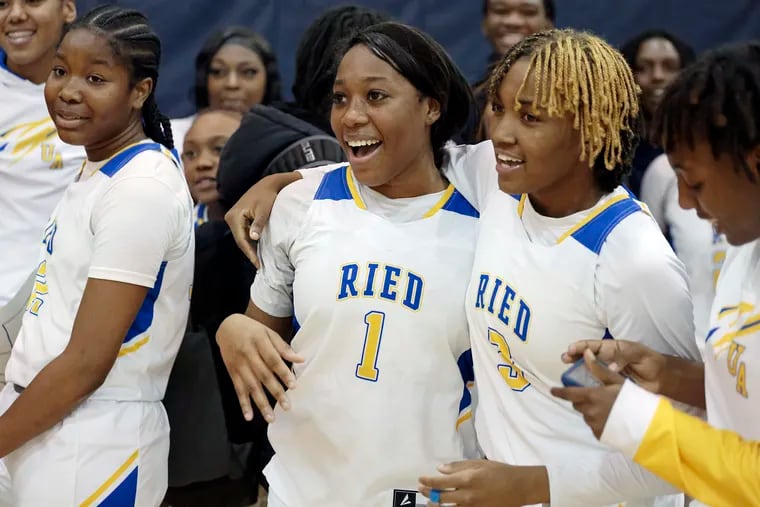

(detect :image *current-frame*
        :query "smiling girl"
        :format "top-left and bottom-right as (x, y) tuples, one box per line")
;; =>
(0, 5), (193, 505)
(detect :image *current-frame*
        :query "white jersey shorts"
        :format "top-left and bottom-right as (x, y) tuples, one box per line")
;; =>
(0, 383), (169, 506)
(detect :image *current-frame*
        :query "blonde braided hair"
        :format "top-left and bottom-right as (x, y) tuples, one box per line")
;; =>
(488, 29), (641, 173)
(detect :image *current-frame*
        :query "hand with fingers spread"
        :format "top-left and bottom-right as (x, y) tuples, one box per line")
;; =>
(559, 339), (669, 394)
(216, 313), (304, 423)
(224, 172), (302, 268)
(551, 349), (628, 439)
(418, 460), (550, 507)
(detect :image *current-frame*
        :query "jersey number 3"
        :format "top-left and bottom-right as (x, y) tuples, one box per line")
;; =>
(356, 311), (386, 382)
(488, 328), (530, 391)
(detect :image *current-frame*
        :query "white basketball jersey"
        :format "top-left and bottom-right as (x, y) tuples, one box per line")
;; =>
(0, 56), (84, 306)
(5, 143), (194, 402)
(702, 239), (760, 439)
(466, 189), (697, 506)
(254, 165), (478, 507)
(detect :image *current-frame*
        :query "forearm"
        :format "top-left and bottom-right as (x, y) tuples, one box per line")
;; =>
(0, 350), (108, 457)
(636, 401), (760, 507)
(659, 355), (705, 409)
(604, 381), (760, 507)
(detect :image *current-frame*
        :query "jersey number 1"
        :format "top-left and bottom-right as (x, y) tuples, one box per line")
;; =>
(356, 311), (386, 382)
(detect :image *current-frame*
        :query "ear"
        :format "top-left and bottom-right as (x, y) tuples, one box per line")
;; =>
(748, 143), (760, 180)
(423, 96), (441, 126)
(130, 77), (154, 111)
(62, 1), (77, 24)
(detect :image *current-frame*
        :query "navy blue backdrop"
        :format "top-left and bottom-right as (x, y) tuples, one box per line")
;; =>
(75, 0), (760, 118)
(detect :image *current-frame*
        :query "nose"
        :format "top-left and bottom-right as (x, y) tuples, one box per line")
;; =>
(650, 63), (667, 84)
(676, 176), (698, 211)
(489, 109), (518, 148)
(503, 11), (526, 27)
(58, 77), (83, 104)
(224, 71), (240, 89)
(8, 1), (29, 22)
(196, 150), (216, 171)
(341, 97), (369, 128)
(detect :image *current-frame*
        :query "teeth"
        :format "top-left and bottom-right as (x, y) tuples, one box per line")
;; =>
(497, 154), (523, 164)
(346, 139), (380, 147)
(6, 30), (34, 39)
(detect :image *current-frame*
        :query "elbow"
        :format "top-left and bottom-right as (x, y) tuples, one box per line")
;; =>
(61, 349), (116, 398)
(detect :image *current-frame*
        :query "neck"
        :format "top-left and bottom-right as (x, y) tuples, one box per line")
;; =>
(86, 119), (148, 162)
(7, 51), (55, 85)
(370, 149), (447, 199)
(528, 167), (606, 218)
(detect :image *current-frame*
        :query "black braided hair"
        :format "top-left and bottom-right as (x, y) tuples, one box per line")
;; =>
(292, 6), (388, 121)
(653, 41), (760, 181)
(67, 4), (174, 150)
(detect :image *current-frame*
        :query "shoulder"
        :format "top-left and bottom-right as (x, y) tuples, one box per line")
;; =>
(272, 164), (347, 222)
(108, 145), (185, 190)
(599, 203), (683, 285)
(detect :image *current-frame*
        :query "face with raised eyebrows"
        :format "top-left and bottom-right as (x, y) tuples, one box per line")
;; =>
(330, 44), (440, 196)
(44, 28), (151, 160)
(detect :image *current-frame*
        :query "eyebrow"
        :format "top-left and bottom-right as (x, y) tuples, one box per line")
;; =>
(334, 76), (390, 85)
(517, 97), (536, 106)
(91, 58), (114, 67)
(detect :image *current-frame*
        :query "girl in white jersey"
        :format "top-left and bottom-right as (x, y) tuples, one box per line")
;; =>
(0, 5), (194, 506)
(217, 22), (480, 507)
(226, 29), (700, 507)
(553, 41), (760, 507)
(0, 0), (83, 365)
(415, 28), (699, 507)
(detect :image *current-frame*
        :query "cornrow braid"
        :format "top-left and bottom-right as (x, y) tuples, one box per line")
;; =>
(653, 41), (760, 182)
(488, 29), (642, 192)
(67, 4), (174, 150)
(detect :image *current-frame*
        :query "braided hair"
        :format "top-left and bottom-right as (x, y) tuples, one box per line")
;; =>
(653, 41), (760, 182)
(292, 6), (388, 121)
(66, 4), (174, 150)
(488, 29), (642, 192)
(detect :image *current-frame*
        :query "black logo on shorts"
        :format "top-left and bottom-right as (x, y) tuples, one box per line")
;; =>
(392, 489), (417, 507)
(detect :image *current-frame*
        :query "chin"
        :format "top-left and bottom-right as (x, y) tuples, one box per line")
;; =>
(54, 128), (87, 147)
(497, 174), (525, 195)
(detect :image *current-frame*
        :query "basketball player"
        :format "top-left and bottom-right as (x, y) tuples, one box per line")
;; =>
(0, 0), (83, 377)
(0, 6), (193, 505)
(230, 29), (701, 506)
(217, 22), (479, 507)
(553, 40), (760, 507)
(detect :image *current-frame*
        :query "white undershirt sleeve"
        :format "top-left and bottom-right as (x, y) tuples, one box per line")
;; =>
(440, 141), (498, 210)
(250, 178), (315, 318)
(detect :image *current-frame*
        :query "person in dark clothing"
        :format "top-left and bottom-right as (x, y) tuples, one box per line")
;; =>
(620, 29), (696, 197)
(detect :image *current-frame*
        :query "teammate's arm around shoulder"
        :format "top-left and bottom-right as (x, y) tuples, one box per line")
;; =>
(0, 175), (187, 458)
(218, 176), (317, 422)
